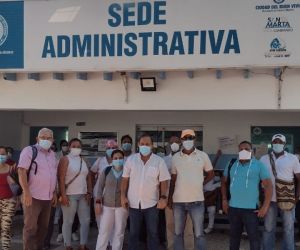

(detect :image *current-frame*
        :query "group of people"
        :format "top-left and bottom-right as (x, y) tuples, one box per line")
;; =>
(0, 127), (300, 250)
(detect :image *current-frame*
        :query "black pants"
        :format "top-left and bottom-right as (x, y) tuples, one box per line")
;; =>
(228, 207), (260, 250)
(44, 206), (56, 247)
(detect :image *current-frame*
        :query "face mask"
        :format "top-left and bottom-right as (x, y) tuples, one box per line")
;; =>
(122, 143), (132, 152)
(139, 145), (151, 156)
(157, 152), (165, 158)
(106, 148), (114, 158)
(239, 149), (252, 160)
(170, 143), (180, 152)
(112, 159), (124, 169)
(0, 155), (7, 164)
(272, 144), (284, 154)
(62, 146), (68, 152)
(182, 140), (194, 151)
(39, 139), (52, 150)
(70, 148), (82, 157)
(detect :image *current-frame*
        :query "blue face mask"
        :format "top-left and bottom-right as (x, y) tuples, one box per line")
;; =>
(139, 145), (151, 156)
(122, 143), (132, 152)
(0, 155), (7, 164)
(112, 159), (124, 167)
(106, 148), (114, 158)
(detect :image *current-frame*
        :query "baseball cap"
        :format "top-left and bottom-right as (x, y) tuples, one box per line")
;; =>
(272, 134), (286, 143)
(181, 129), (196, 139)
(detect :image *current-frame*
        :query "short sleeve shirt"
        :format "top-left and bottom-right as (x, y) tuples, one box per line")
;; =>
(260, 151), (300, 202)
(18, 144), (58, 200)
(122, 153), (170, 209)
(171, 149), (213, 203)
(224, 158), (270, 209)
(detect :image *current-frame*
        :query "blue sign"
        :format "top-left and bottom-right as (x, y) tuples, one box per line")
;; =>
(0, 1), (24, 69)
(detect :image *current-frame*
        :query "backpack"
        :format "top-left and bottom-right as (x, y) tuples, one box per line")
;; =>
(104, 166), (112, 178)
(9, 145), (38, 195)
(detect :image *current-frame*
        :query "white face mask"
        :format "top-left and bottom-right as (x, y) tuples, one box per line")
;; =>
(239, 149), (252, 160)
(70, 148), (82, 157)
(39, 139), (52, 150)
(182, 140), (194, 151)
(170, 143), (180, 152)
(272, 143), (284, 154)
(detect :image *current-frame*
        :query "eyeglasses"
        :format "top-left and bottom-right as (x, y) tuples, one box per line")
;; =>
(181, 136), (195, 141)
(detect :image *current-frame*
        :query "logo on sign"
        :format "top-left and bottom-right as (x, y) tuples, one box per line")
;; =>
(0, 15), (8, 46)
(265, 17), (293, 32)
(265, 37), (291, 58)
(255, 0), (300, 12)
(274, 0), (285, 4)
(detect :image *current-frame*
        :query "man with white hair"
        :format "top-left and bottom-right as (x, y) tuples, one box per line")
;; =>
(260, 134), (300, 250)
(18, 128), (58, 250)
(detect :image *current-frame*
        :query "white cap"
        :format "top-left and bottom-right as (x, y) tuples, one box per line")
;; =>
(272, 134), (286, 143)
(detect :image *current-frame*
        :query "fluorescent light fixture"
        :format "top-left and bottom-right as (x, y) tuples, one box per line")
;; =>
(28, 73), (40, 81)
(140, 77), (157, 91)
(186, 71), (194, 79)
(49, 6), (81, 23)
(76, 72), (88, 80)
(3, 73), (16, 81)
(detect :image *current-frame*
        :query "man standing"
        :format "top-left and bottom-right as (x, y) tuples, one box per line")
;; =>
(222, 141), (272, 250)
(260, 134), (300, 250)
(18, 128), (58, 250)
(121, 134), (170, 250)
(121, 134), (134, 161)
(168, 129), (214, 250)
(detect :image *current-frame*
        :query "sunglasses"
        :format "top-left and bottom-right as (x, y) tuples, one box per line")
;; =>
(181, 136), (195, 141)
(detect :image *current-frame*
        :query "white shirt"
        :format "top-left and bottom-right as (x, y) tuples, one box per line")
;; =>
(123, 153), (170, 209)
(164, 154), (172, 172)
(91, 156), (109, 197)
(65, 155), (89, 195)
(260, 151), (300, 202)
(171, 149), (213, 202)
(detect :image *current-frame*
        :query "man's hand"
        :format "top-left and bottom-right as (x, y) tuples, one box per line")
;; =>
(60, 195), (70, 207)
(256, 205), (269, 218)
(157, 198), (167, 209)
(85, 193), (91, 206)
(167, 198), (173, 209)
(95, 203), (102, 215)
(51, 193), (57, 207)
(23, 191), (32, 207)
(222, 199), (229, 214)
(121, 196), (129, 209)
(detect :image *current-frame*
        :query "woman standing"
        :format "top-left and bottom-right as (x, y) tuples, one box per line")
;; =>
(58, 138), (92, 250)
(95, 150), (128, 250)
(0, 146), (16, 250)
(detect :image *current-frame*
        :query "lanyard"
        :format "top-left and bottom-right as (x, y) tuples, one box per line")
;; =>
(230, 160), (252, 189)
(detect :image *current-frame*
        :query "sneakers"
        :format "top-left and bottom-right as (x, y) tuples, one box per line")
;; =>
(204, 227), (213, 234)
(57, 233), (63, 243)
(72, 232), (80, 241)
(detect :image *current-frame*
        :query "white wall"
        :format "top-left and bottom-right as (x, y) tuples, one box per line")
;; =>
(16, 110), (300, 154)
(1, 68), (300, 110)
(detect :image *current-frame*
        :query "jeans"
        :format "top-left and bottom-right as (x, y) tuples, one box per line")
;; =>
(173, 201), (205, 250)
(263, 202), (295, 250)
(128, 205), (159, 250)
(61, 194), (90, 246)
(228, 207), (260, 250)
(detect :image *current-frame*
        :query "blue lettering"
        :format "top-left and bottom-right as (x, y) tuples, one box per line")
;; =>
(154, 1), (166, 25)
(185, 31), (198, 55)
(169, 31), (184, 55)
(42, 36), (56, 58)
(209, 30), (224, 54)
(101, 34), (115, 56)
(108, 3), (121, 27)
(117, 33), (123, 56)
(153, 32), (168, 55)
(139, 32), (152, 55)
(57, 35), (70, 57)
(72, 35), (91, 57)
(94, 34), (99, 57)
(124, 3), (135, 26)
(200, 30), (206, 54)
(138, 2), (152, 25)
(124, 33), (137, 56)
(224, 30), (240, 54)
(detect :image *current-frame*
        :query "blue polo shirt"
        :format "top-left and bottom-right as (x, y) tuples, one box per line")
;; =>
(224, 158), (270, 209)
